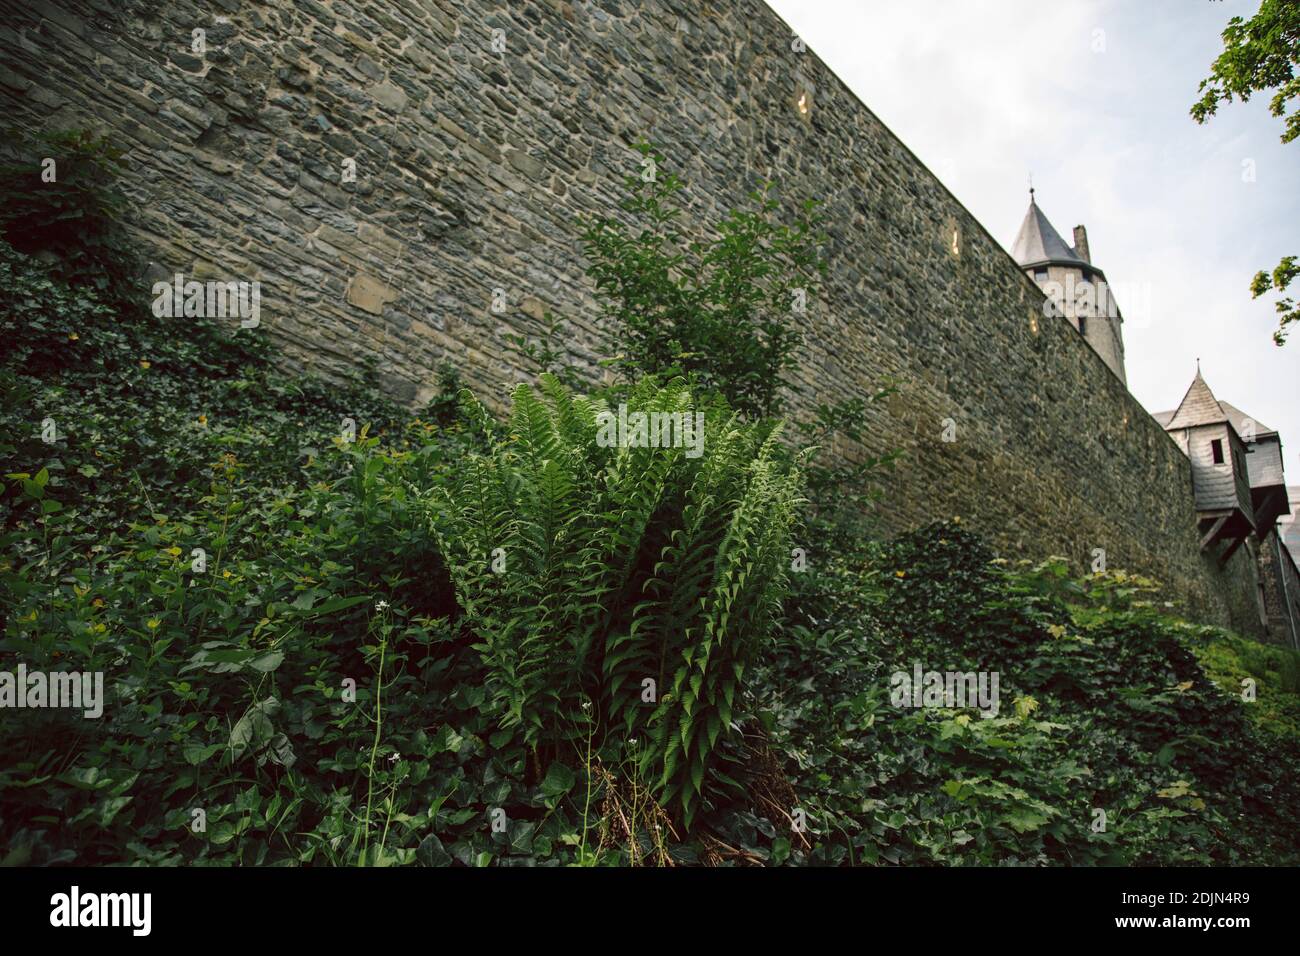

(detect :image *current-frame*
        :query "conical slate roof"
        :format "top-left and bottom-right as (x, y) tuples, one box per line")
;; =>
(1219, 400), (1277, 439)
(1011, 199), (1084, 267)
(1164, 369), (1230, 430)
(1153, 399), (1277, 437)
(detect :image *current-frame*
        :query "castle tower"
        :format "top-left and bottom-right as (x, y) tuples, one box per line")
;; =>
(1011, 195), (1127, 385)
(1158, 368), (1256, 562)
(1155, 372), (1300, 647)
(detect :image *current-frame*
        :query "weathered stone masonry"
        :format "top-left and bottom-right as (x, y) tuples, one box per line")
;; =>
(0, 0), (1266, 636)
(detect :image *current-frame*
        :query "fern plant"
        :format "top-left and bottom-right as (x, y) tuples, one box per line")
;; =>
(433, 374), (804, 827)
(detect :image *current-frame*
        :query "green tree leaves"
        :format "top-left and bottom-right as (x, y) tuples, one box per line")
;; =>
(1193, 0), (1300, 346)
(1250, 254), (1299, 345)
(1192, 0), (1300, 144)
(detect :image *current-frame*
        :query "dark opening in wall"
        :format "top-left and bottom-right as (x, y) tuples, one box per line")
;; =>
(1211, 438), (1225, 464)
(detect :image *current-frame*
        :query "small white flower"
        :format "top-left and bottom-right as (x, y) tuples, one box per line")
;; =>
(374, 600), (389, 612)
(388, 752), (401, 763)
(581, 701), (592, 711)
(628, 738), (639, 748)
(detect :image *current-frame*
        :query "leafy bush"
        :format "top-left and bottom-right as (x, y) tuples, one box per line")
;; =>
(0, 231), (805, 863)
(749, 521), (1300, 866)
(0, 233), (472, 865)
(0, 128), (137, 306)
(580, 142), (825, 419)
(435, 374), (804, 827)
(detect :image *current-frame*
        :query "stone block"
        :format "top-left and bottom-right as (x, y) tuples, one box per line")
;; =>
(345, 272), (398, 315)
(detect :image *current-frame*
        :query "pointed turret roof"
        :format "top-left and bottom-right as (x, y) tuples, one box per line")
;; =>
(1011, 198), (1085, 268)
(1154, 399), (1277, 438)
(1164, 368), (1230, 430)
(1218, 400), (1277, 439)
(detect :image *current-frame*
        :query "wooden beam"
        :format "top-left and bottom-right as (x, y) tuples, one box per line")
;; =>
(1218, 534), (1246, 567)
(1200, 515), (1229, 552)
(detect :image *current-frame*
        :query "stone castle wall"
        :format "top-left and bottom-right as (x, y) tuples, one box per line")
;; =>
(1260, 531), (1300, 649)
(0, 0), (1266, 636)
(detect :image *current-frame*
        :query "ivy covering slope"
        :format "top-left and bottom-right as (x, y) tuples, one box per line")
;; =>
(2, 132), (1299, 867)
(760, 523), (1300, 865)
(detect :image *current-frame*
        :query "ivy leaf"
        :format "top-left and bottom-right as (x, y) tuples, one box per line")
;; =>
(540, 763), (576, 807)
(248, 650), (284, 673)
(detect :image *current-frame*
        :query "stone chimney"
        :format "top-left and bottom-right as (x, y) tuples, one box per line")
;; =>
(1073, 225), (1090, 263)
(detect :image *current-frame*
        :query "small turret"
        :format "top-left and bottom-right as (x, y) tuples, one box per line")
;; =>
(1159, 367), (1256, 564)
(1011, 194), (1127, 385)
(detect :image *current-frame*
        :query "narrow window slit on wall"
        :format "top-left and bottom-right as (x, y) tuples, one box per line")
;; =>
(794, 83), (813, 122)
(1211, 438), (1225, 464)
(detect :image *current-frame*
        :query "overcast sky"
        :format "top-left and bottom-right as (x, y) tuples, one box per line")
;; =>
(768, 0), (1299, 458)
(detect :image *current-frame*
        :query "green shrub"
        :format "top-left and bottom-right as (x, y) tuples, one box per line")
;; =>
(434, 375), (804, 827)
(750, 521), (1300, 866)
(0, 235), (477, 866)
(0, 128), (137, 306)
(1194, 629), (1300, 738)
(580, 142), (825, 419)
